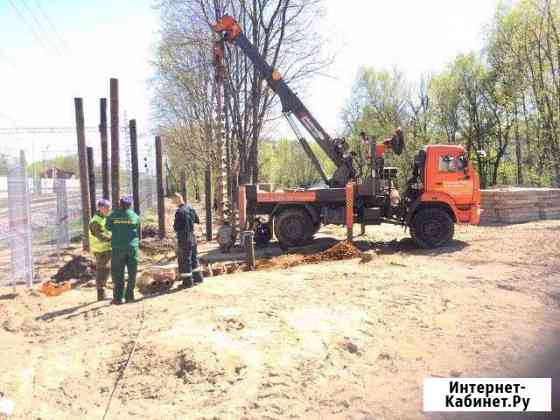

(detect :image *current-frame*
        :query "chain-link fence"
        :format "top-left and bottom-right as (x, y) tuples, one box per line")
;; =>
(0, 149), (158, 288)
(139, 172), (157, 213)
(0, 154), (33, 289)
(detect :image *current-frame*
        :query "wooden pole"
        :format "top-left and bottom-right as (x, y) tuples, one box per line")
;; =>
(155, 136), (165, 238)
(244, 231), (256, 270)
(180, 169), (187, 202)
(129, 119), (140, 215)
(346, 182), (354, 242)
(205, 165), (212, 241)
(87, 146), (96, 216)
(110, 78), (120, 208)
(99, 98), (109, 199)
(74, 98), (91, 251)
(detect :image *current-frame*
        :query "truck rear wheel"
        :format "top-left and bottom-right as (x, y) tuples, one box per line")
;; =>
(274, 208), (313, 248)
(410, 207), (454, 248)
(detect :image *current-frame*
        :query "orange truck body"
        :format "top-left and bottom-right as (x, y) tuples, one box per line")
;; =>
(239, 143), (480, 248)
(419, 145), (481, 225)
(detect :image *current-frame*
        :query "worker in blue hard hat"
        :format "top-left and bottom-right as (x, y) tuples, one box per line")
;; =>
(89, 198), (112, 301)
(106, 196), (141, 304)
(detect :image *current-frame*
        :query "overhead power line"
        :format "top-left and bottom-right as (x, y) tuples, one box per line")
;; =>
(7, 0), (51, 53)
(32, 0), (70, 54)
(0, 126), (100, 134)
(18, 0), (63, 55)
(0, 126), (151, 136)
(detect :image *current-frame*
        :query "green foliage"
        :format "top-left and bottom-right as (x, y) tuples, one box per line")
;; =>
(28, 155), (79, 175)
(339, 0), (560, 188)
(258, 138), (335, 188)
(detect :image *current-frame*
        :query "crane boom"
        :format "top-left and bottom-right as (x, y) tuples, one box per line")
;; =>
(212, 15), (355, 187)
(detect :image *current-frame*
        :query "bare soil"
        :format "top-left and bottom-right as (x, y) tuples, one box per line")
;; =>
(1, 220), (560, 420)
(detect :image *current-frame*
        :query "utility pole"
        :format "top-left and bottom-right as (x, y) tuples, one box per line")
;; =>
(110, 78), (120, 208)
(99, 98), (109, 199)
(129, 119), (140, 215)
(155, 136), (165, 239)
(74, 98), (91, 251)
(87, 146), (96, 216)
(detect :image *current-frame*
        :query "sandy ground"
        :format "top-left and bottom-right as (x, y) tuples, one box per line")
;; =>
(1, 220), (560, 420)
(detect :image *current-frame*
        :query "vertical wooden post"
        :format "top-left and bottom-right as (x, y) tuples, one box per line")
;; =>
(110, 78), (120, 208)
(87, 146), (96, 216)
(346, 182), (354, 242)
(99, 98), (109, 199)
(155, 136), (165, 238)
(205, 165), (212, 241)
(244, 230), (256, 270)
(74, 98), (91, 251)
(180, 169), (187, 202)
(129, 119), (140, 215)
(238, 185), (246, 230)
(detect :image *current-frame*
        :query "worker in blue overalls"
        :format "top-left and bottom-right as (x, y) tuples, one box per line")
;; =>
(173, 193), (204, 288)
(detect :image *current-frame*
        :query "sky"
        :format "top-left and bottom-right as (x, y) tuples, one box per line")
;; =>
(0, 0), (503, 164)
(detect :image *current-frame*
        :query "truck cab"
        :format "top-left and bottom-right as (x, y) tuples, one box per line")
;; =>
(405, 145), (481, 248)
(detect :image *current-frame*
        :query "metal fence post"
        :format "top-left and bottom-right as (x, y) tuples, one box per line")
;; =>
(56, 175), (70, 250)
(7, 152), (34, 288)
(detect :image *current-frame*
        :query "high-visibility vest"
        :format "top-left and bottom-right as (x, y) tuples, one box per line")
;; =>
(89, 214), (111, 254)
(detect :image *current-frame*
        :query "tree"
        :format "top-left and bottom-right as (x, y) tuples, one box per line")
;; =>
(154, 0), (330, 192)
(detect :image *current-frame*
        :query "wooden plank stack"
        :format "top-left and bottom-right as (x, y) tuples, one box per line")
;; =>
(481, 187), (560, 224)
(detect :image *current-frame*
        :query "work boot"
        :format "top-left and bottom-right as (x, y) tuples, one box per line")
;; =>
(178, 273), (193, 289)
(181, 279), (194, 289)
(97, 289), (106, 301)
(193, 271), (204, 284)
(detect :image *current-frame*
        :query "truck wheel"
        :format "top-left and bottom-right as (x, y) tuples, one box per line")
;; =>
(410, 207), (454, 248)
(274, 209), (313, 248)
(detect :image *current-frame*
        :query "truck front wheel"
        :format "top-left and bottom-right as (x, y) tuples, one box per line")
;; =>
(410, 207), (454, 248)
(274, 208), (313, 248)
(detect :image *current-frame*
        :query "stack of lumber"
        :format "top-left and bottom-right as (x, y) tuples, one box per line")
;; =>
(481, 187), (560, 224)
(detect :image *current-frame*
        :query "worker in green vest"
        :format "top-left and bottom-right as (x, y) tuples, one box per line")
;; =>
(89, 199), (112, 301)
(106, 196), (141, 304)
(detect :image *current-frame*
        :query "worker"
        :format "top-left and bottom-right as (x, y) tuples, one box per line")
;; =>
(89, 198), (112, 301)
(106, 196), (141, 304)
(173, 192), (204, 288)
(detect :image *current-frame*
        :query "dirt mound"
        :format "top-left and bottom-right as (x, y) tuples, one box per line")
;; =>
(257, 241), (363, 270)
(299, 241), (362, 264)
(51, 255), (95, 283)
(141, 223), (159, 238)
(140, 237), (176, 255)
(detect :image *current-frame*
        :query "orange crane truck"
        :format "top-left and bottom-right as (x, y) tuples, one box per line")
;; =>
(213, 16), (481, 249)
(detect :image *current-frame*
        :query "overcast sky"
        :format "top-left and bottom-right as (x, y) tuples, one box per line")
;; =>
(0, 0), (503, 162)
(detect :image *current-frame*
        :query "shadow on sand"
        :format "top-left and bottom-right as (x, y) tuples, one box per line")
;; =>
(354, 237), (469, 257)
(35, 301), (100, 322)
